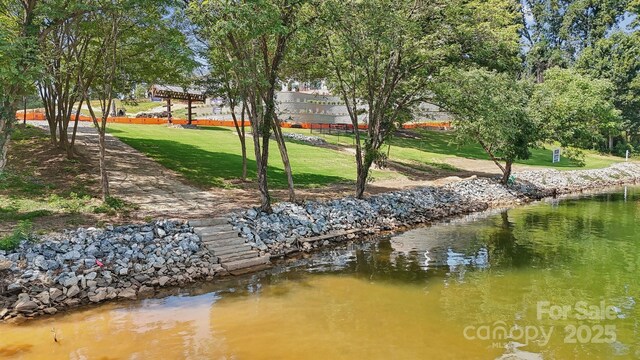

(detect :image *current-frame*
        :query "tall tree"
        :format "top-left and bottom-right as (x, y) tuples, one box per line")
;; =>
(79, 0), (194, 201)
(190, 0), (313, 212)
(435, 68), (538, 184)
(321, 0), (521, 198)
(521, 0), (629, 81)
(576, 31), (640, 141)
(322, 0), (438, 199)
(0, 0), (39, 171)
(200, 60), (249, 181)
(529, 67), (621, 155)
(37, 12), (93, 157)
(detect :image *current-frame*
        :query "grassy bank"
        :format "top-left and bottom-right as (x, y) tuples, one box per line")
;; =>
(284, 128), (621, 170)
(107, 124), (397, 189)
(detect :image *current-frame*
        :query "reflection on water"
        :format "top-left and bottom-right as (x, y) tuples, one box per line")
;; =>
(1, 188), (640, 359)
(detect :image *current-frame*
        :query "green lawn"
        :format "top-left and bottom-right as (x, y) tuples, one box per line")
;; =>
(120, 100), (163, 114)
(284, 128), (623, 170)
(107, 124), (396, 189)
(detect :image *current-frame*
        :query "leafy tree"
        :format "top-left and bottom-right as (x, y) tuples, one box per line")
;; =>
(0, 0), (91, 170)
(435, 68), (538, 184)
(0, 0), (40, 171)
(38, 11), (93, 157)
(576, 31), (640, 140)
(321, 0), (443, 199)
(529, 67), (621, 156)
(521, 0), (629, 81)
(446, 0), (523, 74)
(320, 0), (521, 198)
(79, 0), (194, 201)
(190, 0), (314, 212)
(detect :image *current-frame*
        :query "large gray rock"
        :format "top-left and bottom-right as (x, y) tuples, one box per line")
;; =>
(118, 287), (137, 300)
(66, 285), (80, 298)
(15, 300), (38, 313)
(49, 288), (63, 301)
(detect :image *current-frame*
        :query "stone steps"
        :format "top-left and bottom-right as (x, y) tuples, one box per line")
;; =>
(206, 243), (252, 256)
(194, 227), (238, 238)
(217, 251), (259, 263)
(202, 237), (246, 248)
(189, 218), (228, 227)
(222, 255), (270, 272)
(191, 217), (271, 274)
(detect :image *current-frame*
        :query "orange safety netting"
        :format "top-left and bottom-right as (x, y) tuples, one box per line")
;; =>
(15, 110), (451, 130)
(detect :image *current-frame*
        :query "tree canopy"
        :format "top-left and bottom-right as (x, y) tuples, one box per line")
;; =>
(435, 68), (538, 183)
(529, 67), (621, 157)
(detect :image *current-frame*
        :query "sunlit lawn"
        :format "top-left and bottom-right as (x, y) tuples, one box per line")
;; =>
(107, 124), (396, 189)
(284, 128), (623, 170)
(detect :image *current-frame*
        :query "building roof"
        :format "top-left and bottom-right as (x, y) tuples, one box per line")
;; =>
(151, 84), (206, 101)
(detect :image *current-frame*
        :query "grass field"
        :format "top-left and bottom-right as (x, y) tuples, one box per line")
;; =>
(108, 124), (623, 190)
(284, 128), (622, 170)
(107, 124), (396, 189)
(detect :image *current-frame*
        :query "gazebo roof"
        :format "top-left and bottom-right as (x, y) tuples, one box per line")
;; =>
(150, 84), (206, 101)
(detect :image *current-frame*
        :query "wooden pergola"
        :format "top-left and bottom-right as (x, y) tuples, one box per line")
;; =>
(150, 85), (207, 125)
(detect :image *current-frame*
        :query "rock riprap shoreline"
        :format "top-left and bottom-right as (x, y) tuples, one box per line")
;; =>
(1, 162), (639, 322)
(0, 220), (221, 323)
(231, 163), (640, 255)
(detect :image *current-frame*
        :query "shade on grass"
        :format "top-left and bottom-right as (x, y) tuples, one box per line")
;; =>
(107, 124), (394, 189)
(284, 128), (622, 170)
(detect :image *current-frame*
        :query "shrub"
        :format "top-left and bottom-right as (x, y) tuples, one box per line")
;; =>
(0, 220), (33, 251)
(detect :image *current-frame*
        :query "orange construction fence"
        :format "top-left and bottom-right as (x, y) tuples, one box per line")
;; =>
(16, 110), (451, 130)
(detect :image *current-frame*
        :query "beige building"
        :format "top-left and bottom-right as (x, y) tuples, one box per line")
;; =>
(192, 90), (450, 126)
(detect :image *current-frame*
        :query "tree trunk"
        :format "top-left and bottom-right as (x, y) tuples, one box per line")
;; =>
(230, 101), (248, 181)
(0, 105), (15, 172)
(259, 124), (272, 213)
(247, 94), (272, 213)
(355, 153), (373, 199)
(98, 129), (110, 201)
(240, 105), (247, 180)
(251, 119), (271, 213)
(501, 161), (513, 185)
(272, 118), (295, 202)
(69, 98), (83, 156)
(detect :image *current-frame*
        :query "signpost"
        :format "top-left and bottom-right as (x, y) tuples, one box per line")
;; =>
(552, 148), (561, 163)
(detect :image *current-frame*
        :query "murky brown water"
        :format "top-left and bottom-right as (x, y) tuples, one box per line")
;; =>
(1, 188), (640, 359)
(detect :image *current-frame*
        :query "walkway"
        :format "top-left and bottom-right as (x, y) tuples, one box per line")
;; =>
(31, 121), (255, 219)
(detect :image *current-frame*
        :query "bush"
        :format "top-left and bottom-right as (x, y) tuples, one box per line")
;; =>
(613, 142), (634, 158)
(563, 147), (586, 167)
(0, 220), (33, 251)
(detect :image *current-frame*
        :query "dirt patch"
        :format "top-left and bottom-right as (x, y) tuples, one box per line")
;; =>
(0, 125), (112, 235)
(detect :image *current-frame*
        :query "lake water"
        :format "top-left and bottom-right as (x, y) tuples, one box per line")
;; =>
(1, 187), (639, 359)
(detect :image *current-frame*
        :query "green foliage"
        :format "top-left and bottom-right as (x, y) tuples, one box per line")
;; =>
(47, 193), (93, 214)
(521, 0), (629, 79)
(445, 0), (523, 73)
(93, 196), (137, 215)
(107, 124), (395, 188)
(529, 67), (622, 150)
(613, 141), (634, 158)
(576, 32), (640, 134)
(0, 220), (32, 251)
(434, 68), (539, 180)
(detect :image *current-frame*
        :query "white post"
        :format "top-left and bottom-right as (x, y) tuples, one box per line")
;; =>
(626, 150), (629, 162)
